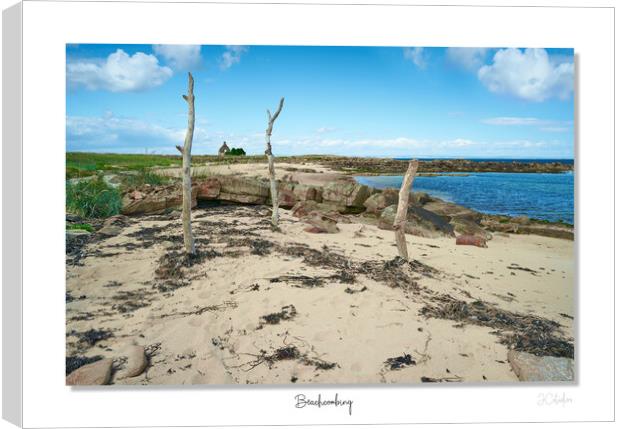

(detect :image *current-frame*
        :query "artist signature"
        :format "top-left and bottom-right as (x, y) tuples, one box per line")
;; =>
(294, 393), (354, 415)
(537, 392), (573, 406)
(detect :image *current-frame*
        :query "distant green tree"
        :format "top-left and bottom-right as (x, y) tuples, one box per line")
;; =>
(228, 148), (246, 156)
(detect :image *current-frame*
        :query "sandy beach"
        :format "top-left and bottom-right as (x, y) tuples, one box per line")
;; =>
(66, 172), (574, 385)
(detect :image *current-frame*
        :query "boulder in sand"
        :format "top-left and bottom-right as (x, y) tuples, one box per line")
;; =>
(322, 181), (372, 213)
(423, 199), (482, 223)
(363, 189), (399, 214)
(98, 214), (129, 236)
(507, 350), (574, 382)
(379, 204), (455, 238)
(119, 345), (147, 379)
(451, 217), (492, 241)
(456, 234), (487, 248)
(291, 200), (319, 218)
(303, 212), (340, 234)
(291, 200), (351, 223)
(66, 358), (113, 385)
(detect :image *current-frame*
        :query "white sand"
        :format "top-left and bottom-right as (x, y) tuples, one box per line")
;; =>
(156, 161), (344, 186)
(66, 206), (574, 385)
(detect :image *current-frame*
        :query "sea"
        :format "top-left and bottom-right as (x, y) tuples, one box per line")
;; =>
(355, 160), (574, 224)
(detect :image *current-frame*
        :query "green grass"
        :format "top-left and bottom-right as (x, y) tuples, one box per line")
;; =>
(120, 168), (170, 189)
(66, 176), (122, 218)
(67, 152), (183, 176)
(67, 223), (94, 232)
(66, 166), (99, 180)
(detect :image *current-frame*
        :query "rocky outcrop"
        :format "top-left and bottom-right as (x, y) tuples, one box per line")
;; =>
(218, 176), (270, 205)
(378, 204), (455, 238)
(482, 217), (574, 240)
(507, 350), (574, 382)
(121, 184), (197, 216)
(197, 176), (292, 206)
(293, 184), (323, 203)
(195, 177), (221, 200)
(315, 156), (573, 175)
(322, 181), (372, 213)
(119, 175), (572, 242)
(411, 192), (433, 206)
(451, 217), (493, 241)
(423, 199), (482, 223)
(278, 189), (297, 209)
(363, 189), (399, 214)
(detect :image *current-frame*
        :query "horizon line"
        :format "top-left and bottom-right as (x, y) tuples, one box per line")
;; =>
(65, 151), (574, 161)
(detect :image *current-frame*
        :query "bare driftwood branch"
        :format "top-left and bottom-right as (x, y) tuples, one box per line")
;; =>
(180, 72), (196, 255)
(394, 159), (419, 259)
(265, 97), (285, 228)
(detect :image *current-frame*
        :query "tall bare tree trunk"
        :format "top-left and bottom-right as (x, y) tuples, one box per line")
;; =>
(265, 97), (285, 228)
(394, 159), (419, 260)
(176, 72), (196, 255)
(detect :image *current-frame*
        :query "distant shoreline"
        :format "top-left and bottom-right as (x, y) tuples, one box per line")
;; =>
(66, 152), (574, 176)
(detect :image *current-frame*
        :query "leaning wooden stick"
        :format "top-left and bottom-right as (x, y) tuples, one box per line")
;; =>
(394, 159), (419, 260)
(178, 72), (196, 255)
(265, 97), (285, 228)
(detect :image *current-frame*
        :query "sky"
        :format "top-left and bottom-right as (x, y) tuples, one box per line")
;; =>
(66, 45), (574, 159)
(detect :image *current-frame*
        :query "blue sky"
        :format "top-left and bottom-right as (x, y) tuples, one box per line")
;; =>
(66, 45), (574, 159)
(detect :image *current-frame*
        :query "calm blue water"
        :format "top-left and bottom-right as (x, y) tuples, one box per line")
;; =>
(356, 172), (574, 225)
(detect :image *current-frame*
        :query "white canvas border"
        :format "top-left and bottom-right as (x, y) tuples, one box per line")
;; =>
(12, 1), (614, 427)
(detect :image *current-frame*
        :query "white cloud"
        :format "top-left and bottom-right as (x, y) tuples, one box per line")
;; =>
(268, 135), (569, 158)
(490, 140), (550, 148)
(539, 126), (570, 133)
(66, 112), (571, 158)
(316, 126), (336, 134)
(66, 113), (218, 153)
(219, 46), (248, 70)
(152, 45), (201, 70)
(67, 114), (184, 148)
(446, 138), (475, 147)
(482, 116), (572, 132)
(446, 48), (489, 70)
(482, 117), (544, 126)
(478, 48), (573, 102)
(403, 47), (427, 69)
(67, 49), (173, 92)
